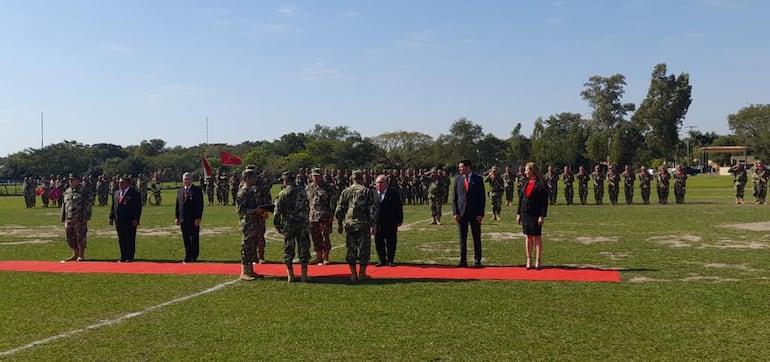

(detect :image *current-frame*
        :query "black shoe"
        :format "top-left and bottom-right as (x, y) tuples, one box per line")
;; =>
(388, 261), (395, 267)
(375, 262), (386, 267)
(474, 262), (483, 268)
(457, 262), (468, 267)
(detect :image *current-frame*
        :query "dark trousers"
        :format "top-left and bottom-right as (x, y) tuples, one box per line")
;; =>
(375, 228), (398, 263)
(457, 215), (482, 264)
(181, 222), (200, 262)
(116, 223), (137, 261)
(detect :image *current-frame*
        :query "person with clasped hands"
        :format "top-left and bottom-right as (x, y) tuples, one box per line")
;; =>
(452, 159), (486, 268)
(516, 162), (549, 270)
(176, 172), (204, 263)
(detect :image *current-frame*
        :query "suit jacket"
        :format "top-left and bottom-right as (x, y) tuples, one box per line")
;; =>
(110, 187), (142, 226)
(453, 172), (486, 218)
(376, 187), (403, 233)
(176, 184), (204, 223)
(517, 178), (549, 218)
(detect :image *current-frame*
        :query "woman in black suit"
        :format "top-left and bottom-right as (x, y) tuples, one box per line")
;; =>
(516, 162), (549, 270)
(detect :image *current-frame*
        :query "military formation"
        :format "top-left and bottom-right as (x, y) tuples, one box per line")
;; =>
(729, 160), (769, 205)
(20, 173), (164, 208)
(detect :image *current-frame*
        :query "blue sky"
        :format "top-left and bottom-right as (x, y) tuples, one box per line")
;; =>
(1, 0), (767, 157)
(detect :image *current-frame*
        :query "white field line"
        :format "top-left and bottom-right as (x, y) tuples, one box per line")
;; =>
(0, 279), (239, 357)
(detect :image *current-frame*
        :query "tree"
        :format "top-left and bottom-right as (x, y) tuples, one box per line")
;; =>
(475, 134), (509, 172)
(135, 139), (167, 158)
(306, 124), (360, 141)
(371, 131), (434, 169)
(507, 123), (531, 166)
(632, 63), (692, 162)
(581, 74), (636, 131)
(530, 113), (588, 168)
(728, 104), (770, 160)
(436, 118), (485, 164)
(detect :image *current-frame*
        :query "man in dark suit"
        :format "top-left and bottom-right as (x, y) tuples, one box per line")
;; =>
(374, 174), (404, 267)
(176, 172), (205, 263)
(109, 177), (142, 262)
(452, 159), (486, 267)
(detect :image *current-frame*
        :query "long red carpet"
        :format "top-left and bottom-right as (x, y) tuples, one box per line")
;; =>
(0, 260), (621, 282)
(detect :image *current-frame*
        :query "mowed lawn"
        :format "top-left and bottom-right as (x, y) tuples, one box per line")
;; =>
(1, 176), (770, 360)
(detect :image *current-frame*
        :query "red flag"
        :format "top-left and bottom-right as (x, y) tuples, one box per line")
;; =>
(201, 154), (212, 177)
(220, 151), (242, 166)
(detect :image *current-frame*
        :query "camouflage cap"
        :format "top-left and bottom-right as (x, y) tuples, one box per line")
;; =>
(282, 171), (295, 179)
(242, 169), (256, 178)
(310, 168), (322, 176)
(351, 169), (363, 180)
(68, 173), (80, 180)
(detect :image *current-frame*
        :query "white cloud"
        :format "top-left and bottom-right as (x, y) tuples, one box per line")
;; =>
(276, 6), (296, 16)
(341, 10), (360, 17)
(299, 63), (354, 81)
(393, 32), (433, 48)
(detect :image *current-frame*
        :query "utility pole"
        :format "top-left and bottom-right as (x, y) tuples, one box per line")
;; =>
(40, 112), (44, 149)
(206, 117), (209, 144)
(685, 125), (697, 167)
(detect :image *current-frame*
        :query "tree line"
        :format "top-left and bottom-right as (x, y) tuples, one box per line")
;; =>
(2, 63), (768, 181)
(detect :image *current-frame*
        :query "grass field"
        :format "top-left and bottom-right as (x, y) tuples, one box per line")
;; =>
(1, 176), (769, 360)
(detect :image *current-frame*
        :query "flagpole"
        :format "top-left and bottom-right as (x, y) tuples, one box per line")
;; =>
(40, 112), (44, 149)
(206, 117), (209, 144)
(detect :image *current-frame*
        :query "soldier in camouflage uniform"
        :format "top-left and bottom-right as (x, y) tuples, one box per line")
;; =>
(656, 166), (671, 204)
(23, 177), (35, 208)
(750, 161), (761, 203)
(136, 174), (148, 206)
(591, 165), (605, 205)
(561, 166), (574, 205)
(60, 173), (93, 261)
(235, 168), (267, 281)
(606, 166), (619, 205)
(576, 166), (590, 205)
(729, 163), (748, 204)
(544, 166), (559, 205)
(484, 167), (505, 220)
(621, 165), (635, 205)
(427, 168), (443, 224)
(41, 177), (52, 208)
(97, 175), (110, 206)
(755, 161), (768, 204)
(274, 171), (311, 282)
(205, 176), (215, 206)
(673, 166), (688, 204)
(229, 173), (239, 207)
(335, 170), (378, 282)
(503, 166), (515, 206)
(306, 168), (336, 265)
(638, 166), (652, 204)
(516, 166), (526, 200)
(440, 169), (451, 206)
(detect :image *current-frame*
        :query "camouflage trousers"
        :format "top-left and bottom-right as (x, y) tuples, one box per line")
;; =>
(310, 221), (332, 252)
(674, 184), (686, 204)
(624, 186), (634, 204)
(344, 225), (371, 265)
(640, 187), (651, 204)
(548, 188), (558, 205)
(207, 189), (215, 205)
(429, 198), (442, 217)
(657, 186), (669, 204)
(563, 185), (574, 205)
(593, 186), (604, 205)
(504, 187), (514, 203)
(64, 220), (88, 250)
(283, 226), (311, 264)
(757, 183), (768, 203)
(608, 186), (619, 205)
(735, 183), (746, 198)
(490, 194), (502, 216)
(240, 217), (266, 264)
(578, 187), (588, 205)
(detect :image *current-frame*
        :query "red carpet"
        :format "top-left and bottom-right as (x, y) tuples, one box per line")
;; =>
(0, 260), (620, 282)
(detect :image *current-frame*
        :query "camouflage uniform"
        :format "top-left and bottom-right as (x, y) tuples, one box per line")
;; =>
(606, 168), (619, 205)
(60, 177), (93, 257)
(427, 170), (442, 221)
(544, 167), (559, 205)
(621, 166), (635, 205)
(23, 177), (35, 208)
(97, 176), (110, 206)
(591, 166), (605, 205)
(306, 169), (337, 262)
(335, 173), (377, 266)
(229, 174), (239, 207)
(503, 167), (515, 206)
(656, 167), (671, 204)
(561, 167), (574, 205)
(274, 180), (311, 266)
(41, 178), (52, 208)
(729, 164), (748, 204)
(756, 163), (768, 204)
(136, 174), (148, 206)
(576, 167), (590, 205)
(484, 169), (505, 219)
(236, 182), (265, 265)
(205, 177), (215, 206)
(673, 167), (688, 204)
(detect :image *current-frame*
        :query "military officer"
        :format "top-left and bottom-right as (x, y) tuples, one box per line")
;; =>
(335, 170), (378, 282)
(60, 173), (93, 262)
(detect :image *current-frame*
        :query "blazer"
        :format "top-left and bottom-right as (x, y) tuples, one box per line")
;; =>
(517, 178), (549, 218)
(110, 187), (142, 225)
(452, 172), (486, 218)
(376, 187), (403, 233)
(176, 184), (204, 223)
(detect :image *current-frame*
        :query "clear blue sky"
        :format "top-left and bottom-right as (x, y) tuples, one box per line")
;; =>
(1, 0), (767, 157)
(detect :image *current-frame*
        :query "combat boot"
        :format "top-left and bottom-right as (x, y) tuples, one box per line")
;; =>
(63, 249), (78, 262)
(285, 262), (295, 283)
(322, 250), (330, 265)
(349, 264), (358, 282)
(301, 263), (309, 282)
(313, 251), (323, 265)
(257, 246), (266, 264)
(247, 263), (263, 279)
(358, 264), (370, 281)
(76, 247), (85, 261)
(240, 264), (256, 281)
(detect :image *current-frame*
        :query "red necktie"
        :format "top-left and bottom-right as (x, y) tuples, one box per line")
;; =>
(119, 191), (124, 203)
(464, 175), (469, 191)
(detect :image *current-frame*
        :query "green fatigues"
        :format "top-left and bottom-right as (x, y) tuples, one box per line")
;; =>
(591, 171), (605, 205)
(503, 172), (515, 204)
(335, 182), (377, 265)
(306, 181), (336, 252)
(622, 171), (635, 204)
(427, 177), (442, 217)
(236, 185), (265, 264)
(206, 178), (215, 205)
(638, 171), (652, 204)
(607, 172), (619, 205)
(656, 171), (671, 204)
(756, 168), (769, 203)
(673, 172), (687, 204)
(485, 174), (505, 217)
(731, 167), (748, 199)
(61, 184), (93, 251)
(545, 172), (558, 205)
(274, 183), (311, 264)
(577, 172), (589, 205)
(562, 172), (574, 205)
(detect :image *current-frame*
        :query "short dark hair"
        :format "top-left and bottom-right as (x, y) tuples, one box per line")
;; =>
(459, 159), (473, 169)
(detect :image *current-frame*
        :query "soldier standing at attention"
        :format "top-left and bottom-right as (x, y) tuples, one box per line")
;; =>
(516, 166), (527, 200)
(606, 166), (619, 205)
(229, 173), (239, 208)
(756, 161), (768, 204)
(205, 176), (215, 206)
(750, 161), (761, 203)
(60, 174), (93, 261)
(576, 166), (590, 205)
(729, 163), (748, 204)
(656, 166), (671, 204)
(427, 168), (443, 224)
(544, 166), (559, 205)
(638, 166), (652, 204)
(561, 166), (574, 205)
(136, 174), (149, 206)
(503, 166), (515, 206)
(274, 171), (311, 282)
(235, 168), (267, 281)
(591, 165), (605, 205)
(306, 168), (336, 265)
(673, 166), (688, 204)
(335, 170), (378, 282)
(621, 165), (635, 205)
(484, 167), (505, 220)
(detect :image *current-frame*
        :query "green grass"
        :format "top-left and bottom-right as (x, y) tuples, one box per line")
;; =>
(2, 177), (770, 360)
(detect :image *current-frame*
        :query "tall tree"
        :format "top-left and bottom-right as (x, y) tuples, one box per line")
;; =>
(507, 123), (531, 166)
(728, 104), (770, 160)
(581, 74), (636, 164)
(371, 131), (434, 169)
(632, 63), (692, 162)
(530, 113), (588, 168)
(435, 118), (485, 164)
